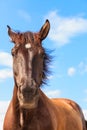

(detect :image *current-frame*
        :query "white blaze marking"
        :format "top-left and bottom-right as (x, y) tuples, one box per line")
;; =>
(28, 50), (33, 66)
(28, 49), (33, 78)
(25, 43), (31, 49)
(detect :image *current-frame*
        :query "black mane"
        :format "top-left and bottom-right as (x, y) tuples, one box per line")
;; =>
(42, 49), (53, 86)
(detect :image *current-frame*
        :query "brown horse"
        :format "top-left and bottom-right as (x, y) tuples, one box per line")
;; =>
(3, 20), (87, 130)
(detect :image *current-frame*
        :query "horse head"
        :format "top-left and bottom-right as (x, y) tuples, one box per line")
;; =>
(7, 20), (50, 109)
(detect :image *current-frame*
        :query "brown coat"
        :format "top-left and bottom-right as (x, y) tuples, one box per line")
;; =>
(3, 88), (86, 130)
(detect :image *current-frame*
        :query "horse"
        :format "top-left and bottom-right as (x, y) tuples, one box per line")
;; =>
(3, 19), (87, 130)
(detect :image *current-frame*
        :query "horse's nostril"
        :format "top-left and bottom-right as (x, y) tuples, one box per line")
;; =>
(21, 87), (36, 96)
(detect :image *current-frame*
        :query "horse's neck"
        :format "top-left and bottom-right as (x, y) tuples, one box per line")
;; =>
(19, 107), (37, 127)
(12, 87), (53, 129)
(12, 86), (37, 126)
(19, 90), (51, 127)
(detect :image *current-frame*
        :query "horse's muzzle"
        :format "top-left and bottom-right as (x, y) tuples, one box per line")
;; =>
(17, 80), (39, 109)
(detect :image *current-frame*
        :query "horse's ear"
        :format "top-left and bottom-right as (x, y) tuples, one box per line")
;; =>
(7, 25), (17, 44)
(39, 19), (50, 41)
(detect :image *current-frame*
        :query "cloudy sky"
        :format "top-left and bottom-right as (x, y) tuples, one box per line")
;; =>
(0, 0), (87, 128)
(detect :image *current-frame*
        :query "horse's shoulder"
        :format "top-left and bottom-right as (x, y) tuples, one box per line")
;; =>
(51, 98), (81, 113)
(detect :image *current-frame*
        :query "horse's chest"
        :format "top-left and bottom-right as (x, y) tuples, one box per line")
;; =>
(20, 115), (53, 130)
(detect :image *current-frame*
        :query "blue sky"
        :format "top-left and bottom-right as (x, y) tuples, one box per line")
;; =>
(0, 0), (87, 109)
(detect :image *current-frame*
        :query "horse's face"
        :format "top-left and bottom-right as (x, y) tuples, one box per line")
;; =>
(7, 20), (50, 109)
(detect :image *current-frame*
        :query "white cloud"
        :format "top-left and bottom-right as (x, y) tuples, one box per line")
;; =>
(45, 11), (87, 47)
(0, 69), (13, 80)
(83, 110), (87, 120)
(0, 101), (9, 130)
(0, 52), (12, 67)
(0, 52), (13, 80)
(45, 89), (61, 98)
(47, 75), (54, 79)
(67, 60), (87, 77)
(78, 61), (87, 74)
(67, 67), (76, 76)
